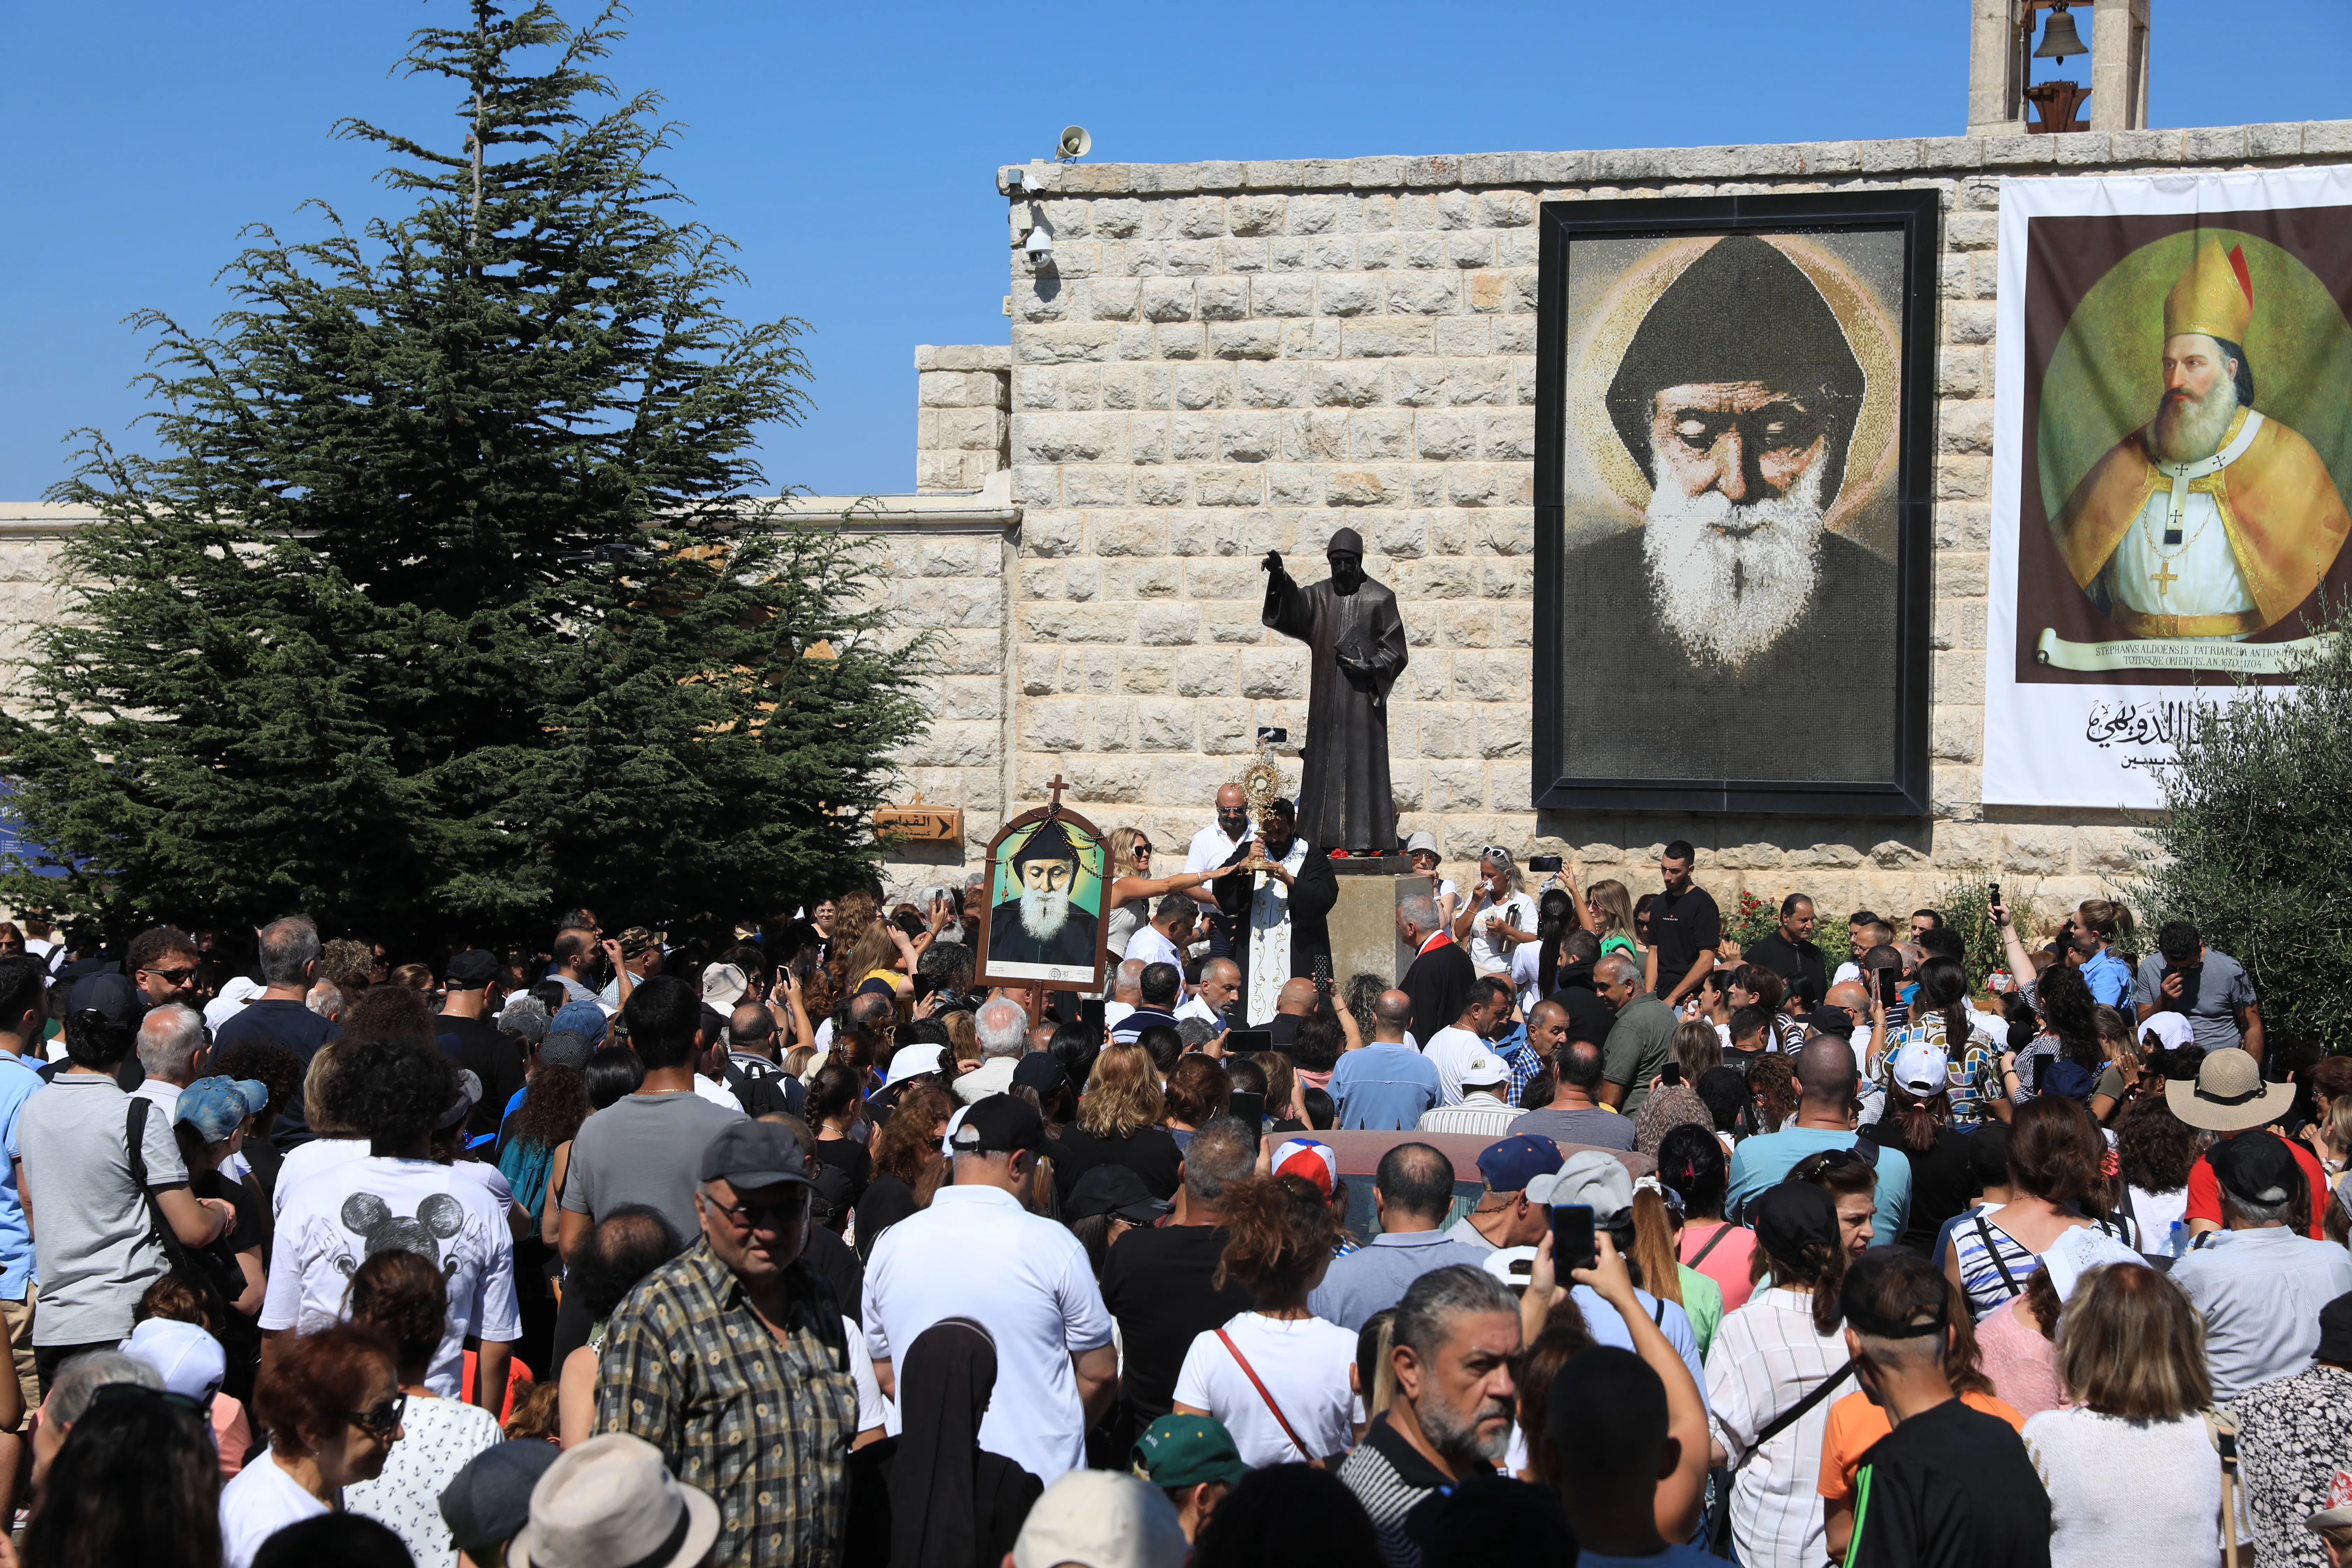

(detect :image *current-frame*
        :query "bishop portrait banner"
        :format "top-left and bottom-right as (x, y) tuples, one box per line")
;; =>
(1984, 165), (2352, 808)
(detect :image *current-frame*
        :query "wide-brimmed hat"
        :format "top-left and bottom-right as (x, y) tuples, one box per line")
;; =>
(2165, 1047), (2295, 1132)
(510, 1434), (718, 1568)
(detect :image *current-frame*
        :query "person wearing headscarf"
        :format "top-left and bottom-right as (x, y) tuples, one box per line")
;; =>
(882, 1317), (1042, 1568)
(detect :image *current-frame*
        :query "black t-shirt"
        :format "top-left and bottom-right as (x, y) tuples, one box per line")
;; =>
(1051, 1124), (1184, 1203)
(813, 1136), (874, 1210)
(1097, 1223), (1253, 1428)
(1650, 885), (1723, 996)
(212, 1001), (341, 1147)
(1861, 1118), (1976, 1251)
(436, 1013), (526, 1140)
(191, 1168), (269, 1331)
(855, 1174), (920, 1264)
(1848, 1397), (2052, 1568)
(1745, 931), (1828, 1003)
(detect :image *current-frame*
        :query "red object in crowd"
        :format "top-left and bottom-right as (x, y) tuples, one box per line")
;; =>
(462, 1349), (536, 1420)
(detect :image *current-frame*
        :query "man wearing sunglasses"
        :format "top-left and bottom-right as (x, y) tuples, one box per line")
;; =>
(126, 926), (202, 1016)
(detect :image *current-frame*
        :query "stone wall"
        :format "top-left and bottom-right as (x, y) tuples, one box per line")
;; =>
(913, 344), (1011, 492)
(961, 120), (2352, 923)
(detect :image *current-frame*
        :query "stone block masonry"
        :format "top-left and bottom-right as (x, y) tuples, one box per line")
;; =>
(919, 119), (2352, 922)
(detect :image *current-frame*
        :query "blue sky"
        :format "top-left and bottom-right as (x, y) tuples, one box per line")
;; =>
(2, 1), (2345, 500)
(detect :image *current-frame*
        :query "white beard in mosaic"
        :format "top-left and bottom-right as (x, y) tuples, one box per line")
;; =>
(2150, 372), (2240, 465)
(1640, 459), (1828, 671)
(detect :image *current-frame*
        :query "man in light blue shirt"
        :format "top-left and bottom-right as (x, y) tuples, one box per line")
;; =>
(1309, 1143), (1483, 1329)
(1726, 1036), (1911, 1245)
(1329, 990), (1443, 1132)
(0, 955), (48, 1418)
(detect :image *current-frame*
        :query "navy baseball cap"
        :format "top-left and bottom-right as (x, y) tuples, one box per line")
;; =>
(1478, 1134), (1563, 1195)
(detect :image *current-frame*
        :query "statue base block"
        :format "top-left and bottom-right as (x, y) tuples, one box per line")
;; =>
(1325, 872), (1436, 988)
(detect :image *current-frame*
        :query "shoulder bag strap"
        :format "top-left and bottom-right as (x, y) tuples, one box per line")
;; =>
(126, 1098), (230, 1323)
(1973, 1212), (2025, 1297)
(1686, 1221), (1735, 1268)
(1217, 1328), (1314, 1463)
(1749, 1356), (1855, 1453)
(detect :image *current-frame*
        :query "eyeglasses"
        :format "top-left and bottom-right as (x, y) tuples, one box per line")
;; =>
(141, 965), (199, 986)
(347, 1393), (407, 1440)
(1132, 843), (1152, 856)
(700, 1188), (811, 1231)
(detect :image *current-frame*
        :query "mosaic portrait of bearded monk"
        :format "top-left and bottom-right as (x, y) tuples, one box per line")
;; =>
(1564, 233), (1899, 784)
(986, 813), (1100, 970)
(2052, 237), (2352, 641)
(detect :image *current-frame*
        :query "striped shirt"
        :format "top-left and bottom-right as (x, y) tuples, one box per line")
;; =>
(1416, 1093), (1523, 1140)
(1336, 1413), (1453, 1568)
(1951, 1208), (2134, 1322)
(1706, 1287), (1849, 1568)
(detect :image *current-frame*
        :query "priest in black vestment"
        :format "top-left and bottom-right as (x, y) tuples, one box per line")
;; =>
(1260, 528), (1408, 855)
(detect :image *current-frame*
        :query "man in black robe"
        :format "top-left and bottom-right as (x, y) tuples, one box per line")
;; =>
(1565, 233), (1898, 786)
(1213, 797), (1338, 1025)
(986, 814), (1099, 970)
(1261, 528), (1408, 854)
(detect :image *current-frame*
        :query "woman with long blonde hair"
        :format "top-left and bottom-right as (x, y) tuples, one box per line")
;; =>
(1582, 878), (1642, 965)
(1056, 1041), (1183, 1202)
(1100, 826), (1238, 976)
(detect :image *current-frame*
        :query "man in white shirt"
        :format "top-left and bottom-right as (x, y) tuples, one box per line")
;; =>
(1103, 960), (1144, 1034)
(130, 1004), (209, 1118)
(1423, 987), (1507, 1107)
(1177, 958), (1241, 1030)
(1185, 785), (1255, 958)
(1123, 895), (1198, 987)
(865, 1095), (1116, 1485)
(1417, 1053), (1521, 1139)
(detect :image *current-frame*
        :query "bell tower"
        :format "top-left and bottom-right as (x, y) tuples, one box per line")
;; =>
(1968, 0), (2150, 137)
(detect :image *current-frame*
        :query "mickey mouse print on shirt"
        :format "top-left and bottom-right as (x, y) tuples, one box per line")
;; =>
(259, 1155), (523, 1398)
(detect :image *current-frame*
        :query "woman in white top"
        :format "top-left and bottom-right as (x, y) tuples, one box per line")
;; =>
(220, 1324), (405, 1568)
(2025, 1257), (2250, 1568)
(343, 1251), (504, 1568)
(1102, 827), (1239, 982)
(1452, 847), (1539, 976)
(1705, 1183), (1852, 1568)
(1174, 1173), (1358, 1467)
(2115, 1096), (2206, 1259)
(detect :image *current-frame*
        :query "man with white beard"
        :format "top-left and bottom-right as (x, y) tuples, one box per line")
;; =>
(986, 814), (1100, 970)
(2054, 237), (2350, 639)
(1567, 233), (1896, 784)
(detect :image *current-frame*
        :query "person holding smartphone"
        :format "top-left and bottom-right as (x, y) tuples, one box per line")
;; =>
(2133, 918), (2262, 1061)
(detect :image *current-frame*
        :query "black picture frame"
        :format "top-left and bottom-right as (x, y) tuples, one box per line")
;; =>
(1532, 189), (1940, 817)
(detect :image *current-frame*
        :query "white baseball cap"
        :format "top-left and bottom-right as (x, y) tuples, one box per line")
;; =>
(1013, 1471), (1188, 1568)
(887, 1044), (946, 1084)
(1461, 1051), (1510, 1089)
(119, 1317), (226, 1404)
(2138, 1012), (2196, 1053)
(1889, 1041), (1951, 1099)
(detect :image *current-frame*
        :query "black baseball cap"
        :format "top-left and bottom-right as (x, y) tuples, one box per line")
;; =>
(2316, 1292), (2352, 1366)
(446, 948), (499, 988)
(1066, 1164), (1168, 1224)
(69, 971), (139, 1029)
(1011, 1053), (1071, 1097)
(948, 1094), (1048, 1157)
(438, 1440), (560, 1552)
(699, 1120), (816, 1191)
(2212, 1130), (2300, 1208)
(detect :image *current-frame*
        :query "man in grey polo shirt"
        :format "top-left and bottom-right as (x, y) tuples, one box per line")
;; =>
(1308, 1143), (1485, 1331)
(2171, 1133), (2352, 1402)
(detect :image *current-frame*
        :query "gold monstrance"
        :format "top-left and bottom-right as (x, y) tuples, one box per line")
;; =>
(1236, 731), (1283, 874)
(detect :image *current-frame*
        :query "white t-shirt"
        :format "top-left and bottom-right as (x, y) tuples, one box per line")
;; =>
(1508, 939), (1544, 1016)
(1422, 1026), (1487, 1107)
(1172, 1311), (1358, 1467)
(447, 1158), (517, 1214)
(846, 1314), (887, 1433)
(220, 1452), (328, 1568)
(260, 1155), (522, 1399)
(272, 1138), (370, 1219)
(1466, 890), (1538, 975)
(692, 1073), (740, 1113)
(1186, 821), (1253, 875)
(1123, 924), (1185, 989)
(345, 1393), (504, 1568)
(864, 1184), (1114, 1486)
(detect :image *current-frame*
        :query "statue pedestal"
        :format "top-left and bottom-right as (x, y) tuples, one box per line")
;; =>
(1325, 858), (1431, 987)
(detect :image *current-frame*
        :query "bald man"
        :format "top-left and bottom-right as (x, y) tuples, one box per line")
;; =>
(1725, 1036), (1911, 1244)
(1328, 989), (1441, 1130)
(1185, 784), (1256, 957)
(1267, 975), (1320, 1052)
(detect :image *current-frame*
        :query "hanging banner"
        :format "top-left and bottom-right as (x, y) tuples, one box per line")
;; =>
(1984, 166), (2352, 807)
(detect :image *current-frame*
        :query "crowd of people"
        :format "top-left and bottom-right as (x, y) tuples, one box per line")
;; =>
(0, 798), (2342, 1568)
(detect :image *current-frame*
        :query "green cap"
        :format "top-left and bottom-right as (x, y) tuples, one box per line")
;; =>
(1130, 1414), (1250, 1489)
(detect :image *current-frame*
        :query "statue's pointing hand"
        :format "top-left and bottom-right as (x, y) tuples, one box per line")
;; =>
(1260, 550), (1285, 577)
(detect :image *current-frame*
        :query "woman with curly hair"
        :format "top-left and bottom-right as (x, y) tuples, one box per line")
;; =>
(498, 1064), (590, 1232)
(2115, 1094), (2205, 1256)
(2003, 963), (2104, 1105)
(343, 1250), (503, 1564)
(260, 1037), (521, 1408)
(1171, 1176), (1355, 1467)
(855, 1081), (955, 1262)
(1054, 1043), (1181, 1203)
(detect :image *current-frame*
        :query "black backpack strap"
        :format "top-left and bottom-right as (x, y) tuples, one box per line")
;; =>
(126, 1099), (230, 1322)
(1686, 1222), (1736, 1268)
(1973, 1212), (2024, 1298)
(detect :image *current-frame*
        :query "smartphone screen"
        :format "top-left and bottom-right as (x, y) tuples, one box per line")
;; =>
(1225, 1028), (1273, 1056)
(911, 973), (938, 1001)
(1080, 997), (1106, 1037)
(1227, 1090), (1266, 1138)
(1878, 967), (1902, 1007)
(1552, 1204), (1596, 1274)
(1659, 1060), (1683, 1086)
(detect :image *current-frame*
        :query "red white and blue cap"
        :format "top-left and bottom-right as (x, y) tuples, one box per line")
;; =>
(1271, 1138), (1339, 1198)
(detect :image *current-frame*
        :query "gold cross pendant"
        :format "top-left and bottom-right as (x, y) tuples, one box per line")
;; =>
(2150, 560), (2179, 597)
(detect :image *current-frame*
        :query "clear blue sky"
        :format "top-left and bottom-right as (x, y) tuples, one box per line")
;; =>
(2, 1), (2345, 500)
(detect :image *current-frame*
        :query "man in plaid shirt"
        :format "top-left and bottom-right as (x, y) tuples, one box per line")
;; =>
(596, 1120), (859, 1567)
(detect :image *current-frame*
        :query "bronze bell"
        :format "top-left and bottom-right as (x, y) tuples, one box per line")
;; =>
(2034, 2), (2087, 61)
